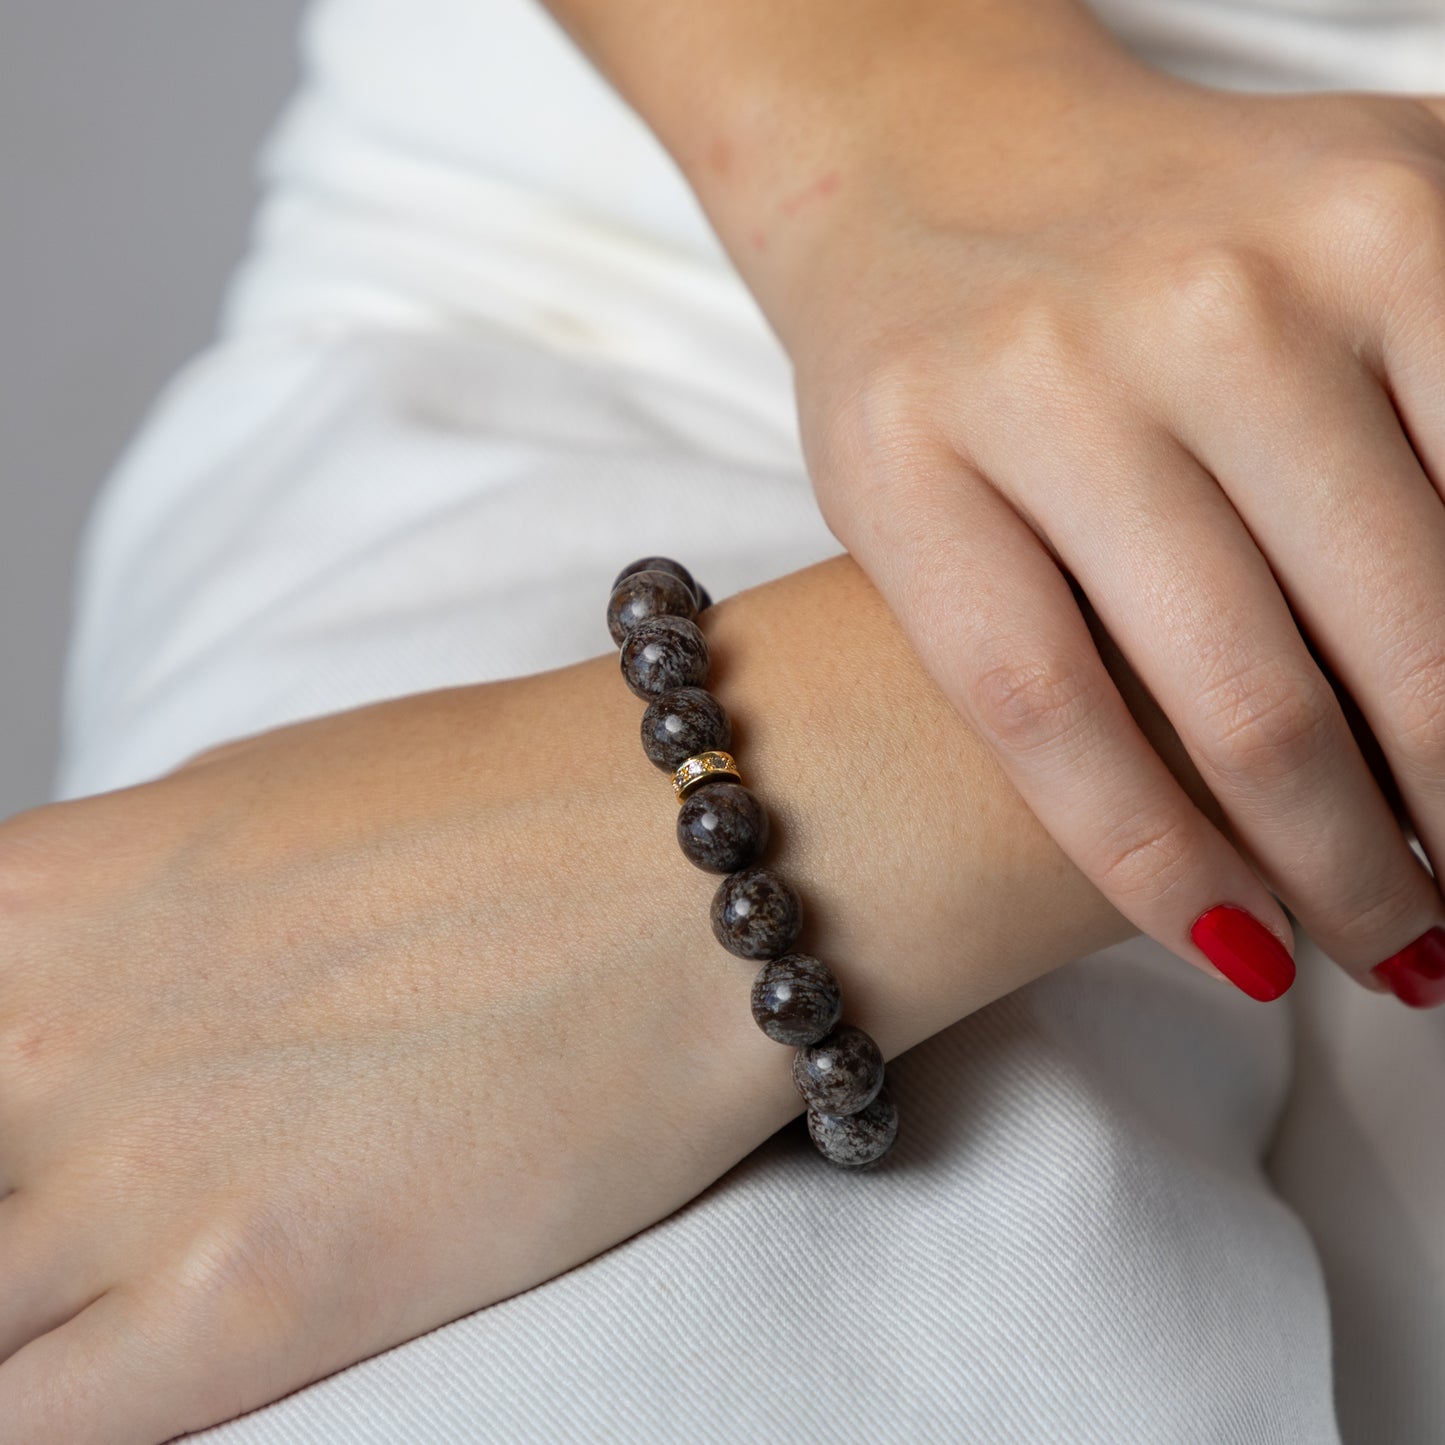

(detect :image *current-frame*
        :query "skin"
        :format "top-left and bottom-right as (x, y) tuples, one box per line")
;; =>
(0, 554), (1232, 1441)
(540, 0), (1445, 990)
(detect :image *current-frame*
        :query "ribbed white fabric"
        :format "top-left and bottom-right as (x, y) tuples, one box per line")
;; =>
(54, 2), (1445, 1440)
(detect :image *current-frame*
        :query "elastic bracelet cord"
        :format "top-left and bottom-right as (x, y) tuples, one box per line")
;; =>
(607, 557), (899, 1171)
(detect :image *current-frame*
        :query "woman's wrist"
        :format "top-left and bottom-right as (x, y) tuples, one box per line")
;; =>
(490, 551), (1199, 1138)
(538, 0), (1163, 346)
(690, 553), (1188, 1072)
(392, 549), (1160, 1261)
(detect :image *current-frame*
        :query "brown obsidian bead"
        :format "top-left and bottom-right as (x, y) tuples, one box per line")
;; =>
(613, 556), (701, 606)
(750, 953), (842, 1046)
(640, 687), (731, 771)
(677, 782), (769, 874)
(619, 615), (709, 700)
(606, 569), (697, 648)
(807, 1086), (899, 1169)
(710, 864), (803, 960)
(791, 1023), (885, 1116)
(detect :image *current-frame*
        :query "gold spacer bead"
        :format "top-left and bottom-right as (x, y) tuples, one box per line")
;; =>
(673, 750), (741, 804)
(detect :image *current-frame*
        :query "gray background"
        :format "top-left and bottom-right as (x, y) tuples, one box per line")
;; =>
(0, 2), (305, 817)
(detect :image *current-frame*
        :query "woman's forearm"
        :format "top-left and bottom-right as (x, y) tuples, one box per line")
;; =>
(0, 549), (1226, 1442)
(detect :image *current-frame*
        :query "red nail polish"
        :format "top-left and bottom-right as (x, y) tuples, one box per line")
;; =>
(1371, 926), (1445, 1009)
(1189, 904), (1296, 1002)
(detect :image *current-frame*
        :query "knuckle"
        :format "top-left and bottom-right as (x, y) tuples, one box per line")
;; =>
(1094, 814), (1195, 907)
(807, 345), (940, 494)
(169, 1209), (304, 1341)
(1195, 662), (1337, 784)
(968, 650), (1102, 756)
(1307, 155), (1445, 263)
(1158, 243), (1283, 348)
(985, 294), (1093, 409)
(1329, 868), (1429, 957)
(1383, 638), (1445, 778)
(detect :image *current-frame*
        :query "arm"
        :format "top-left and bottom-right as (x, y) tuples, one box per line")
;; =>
(532, 0), (1445, 1008)
(0, 552), (1209, 1442)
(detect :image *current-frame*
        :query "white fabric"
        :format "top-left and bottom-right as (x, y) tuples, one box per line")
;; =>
(53, 1), (1445, 1440)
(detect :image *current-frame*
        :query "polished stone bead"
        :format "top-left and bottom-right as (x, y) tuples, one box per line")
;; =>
(612, 556), (701, 606)
(750, 953), (842, 1045)
(619, 615), (709, 700)
(640, 687), (731, 771)
(791, 1023), (885, 1116)
(677, 782), (768, 874)
(710, 864), (802, 960)
(694, 582), (714, 611)
(606, 569), (697, 648)
(807, 1086), (899, 1169)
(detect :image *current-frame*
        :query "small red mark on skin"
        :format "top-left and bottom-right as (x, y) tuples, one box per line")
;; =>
(749, 229), (768, 253)
(780, 169), (842, 218)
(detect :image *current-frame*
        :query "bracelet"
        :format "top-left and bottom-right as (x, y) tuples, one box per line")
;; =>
(607, 557), (899, 1171)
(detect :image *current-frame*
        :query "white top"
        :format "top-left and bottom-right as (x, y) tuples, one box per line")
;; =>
(218, 0), (1445, 443)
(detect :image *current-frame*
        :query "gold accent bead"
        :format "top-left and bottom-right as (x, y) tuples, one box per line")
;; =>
(673, 750), (741, 803)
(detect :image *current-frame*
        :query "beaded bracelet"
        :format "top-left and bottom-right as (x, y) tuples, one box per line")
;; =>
(607, 556), (899, 1170)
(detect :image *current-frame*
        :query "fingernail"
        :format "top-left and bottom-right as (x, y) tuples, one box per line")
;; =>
(1371, 926), (1445, 1009)
(1189, 904), (1296, 1002)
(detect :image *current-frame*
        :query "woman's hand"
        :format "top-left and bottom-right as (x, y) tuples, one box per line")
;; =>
(778, 73), (1445, 1003)
(1, 678), (765, 1442)
(0, 556), (1156, 1444)
(546, 0), (1445, 1002)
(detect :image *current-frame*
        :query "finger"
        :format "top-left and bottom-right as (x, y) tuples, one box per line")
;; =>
(1005, 413), (1440, 994)
(0, 1290), (160, 1445)
(0, 1263), (316, 1445)
(1167, 328), (1445, 1006)
(0, 1192), (107, 1362)
(833, 455), (1298, 999)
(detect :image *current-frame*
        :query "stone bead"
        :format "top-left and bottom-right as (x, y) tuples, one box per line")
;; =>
(807, 1086), (899, 1170)
(606, 569), (697, 648)
(619, 615), (709, 701)
(612, 556), (701, 606)
(640, 687), (731, 771)
(677, 782), (769, 875)
(750, 953), (843, 1046)
(791, 1023), (885, 1116)
(694, 582), (714, 612)
(710, 864), (803, 960)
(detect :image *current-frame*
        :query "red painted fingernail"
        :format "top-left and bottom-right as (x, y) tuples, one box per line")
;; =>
(1189, 904), (1296, 1002)
(1371, 926), (1445, 1009)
